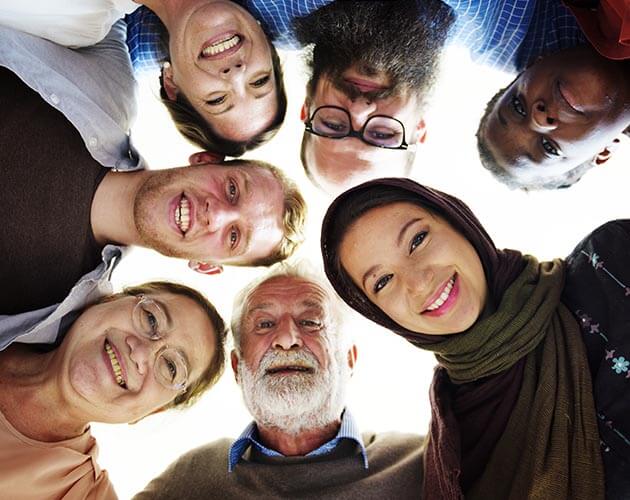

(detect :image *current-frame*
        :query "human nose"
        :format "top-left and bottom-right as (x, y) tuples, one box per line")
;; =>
(403, 266), (435, 300)
(272, 317), (304, 350)
(347, 98), (377, 130)
(204, 198), (239, 233)
(126, 335), (163, 376)
(530, 100), (558, 132)
(219, 59), (246, 80)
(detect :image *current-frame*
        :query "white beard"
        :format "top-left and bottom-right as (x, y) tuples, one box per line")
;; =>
(238, 347), (350, 435)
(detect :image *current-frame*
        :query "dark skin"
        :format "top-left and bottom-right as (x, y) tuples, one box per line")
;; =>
(482, 45), (630, 185)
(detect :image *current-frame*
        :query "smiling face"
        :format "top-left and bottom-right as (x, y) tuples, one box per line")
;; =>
(339, 202), (488, 335)
(133, 162), (284, 265)
(482, 46), (630, 185)
(165, 0), (278, 142)
(302, 72), (423, 193)
(233, 275), (351, 432)
(57, 292), (216, 424)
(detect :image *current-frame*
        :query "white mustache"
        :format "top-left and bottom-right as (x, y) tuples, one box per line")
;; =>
(258, 349), (319, 374)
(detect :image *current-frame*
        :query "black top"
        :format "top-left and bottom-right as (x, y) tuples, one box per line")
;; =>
(0, 67), (107, 314)
(563, 219), (630, 500)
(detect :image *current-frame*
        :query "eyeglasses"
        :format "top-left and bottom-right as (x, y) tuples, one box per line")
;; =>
(304, 105), (412, 150)
(132, 296), (189, 391)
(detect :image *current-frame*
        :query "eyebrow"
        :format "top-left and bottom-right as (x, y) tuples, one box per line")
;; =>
(178, 347), (192, 376)
(154, 298), (173, 331)
(497, 108), (508, 127)
(397, 218), (422, 247)
(361, 217), (422, 291)
(361, 264), (380, 292)
(301, 300), (324, 309)
(247, 302), (274, 314)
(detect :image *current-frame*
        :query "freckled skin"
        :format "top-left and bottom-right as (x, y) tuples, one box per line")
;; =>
(340, 202), (488, 335)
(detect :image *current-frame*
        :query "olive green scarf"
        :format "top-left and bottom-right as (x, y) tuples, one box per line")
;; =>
(424, 257), (604, 499)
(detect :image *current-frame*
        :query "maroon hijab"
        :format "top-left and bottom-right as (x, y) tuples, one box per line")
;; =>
(320, 178), (527, 495)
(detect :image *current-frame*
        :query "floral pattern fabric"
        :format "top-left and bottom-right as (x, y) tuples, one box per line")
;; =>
(563, 219), (630, 500)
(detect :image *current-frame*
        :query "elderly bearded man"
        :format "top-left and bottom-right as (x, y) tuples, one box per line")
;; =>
(0, 23), (305, 317)
(135, 264), (424, 499)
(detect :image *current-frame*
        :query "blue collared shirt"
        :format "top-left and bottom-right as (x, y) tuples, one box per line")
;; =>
(228, 409), (368, 472)
(444, 0), (586, 72)
(125, 0), (586, 74)
(124, 0), (332, 71)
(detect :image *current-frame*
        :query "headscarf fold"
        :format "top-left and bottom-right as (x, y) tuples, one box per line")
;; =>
(321, 178), (604, 499)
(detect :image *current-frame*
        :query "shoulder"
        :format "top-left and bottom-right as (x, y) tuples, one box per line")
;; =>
(362, 431), (425, 459)
(566, 220), (630, 269)
(134, 438), (233, 498)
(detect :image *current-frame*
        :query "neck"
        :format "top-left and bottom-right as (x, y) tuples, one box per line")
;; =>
(0, 347), (88, 441)
(91, 170), (148, 247)
(256, 418), (341, 456)
(141, 0), (208, 31)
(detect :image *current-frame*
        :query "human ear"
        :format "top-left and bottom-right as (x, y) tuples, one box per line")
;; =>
(162, 62), (178, 101)
(188, 151), (225, 166)
(300, 100), (309, 122)
(347, 344), (358, 371)
(188, 260), (223, 275)
(231, 350), (240, 382)
(594, 138), (622, 166)
(416, 118), (427, 144)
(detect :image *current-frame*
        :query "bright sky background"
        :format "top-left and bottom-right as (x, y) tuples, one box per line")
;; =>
(92, 46), (630, 499)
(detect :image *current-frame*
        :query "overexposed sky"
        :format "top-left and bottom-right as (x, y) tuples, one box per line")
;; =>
(93, 46), (630, 499)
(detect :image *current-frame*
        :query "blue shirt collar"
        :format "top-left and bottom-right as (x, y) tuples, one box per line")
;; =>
(228, 409), (368, 472)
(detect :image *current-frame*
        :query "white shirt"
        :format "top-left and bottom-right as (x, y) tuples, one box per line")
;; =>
(0, 0), (139, 48)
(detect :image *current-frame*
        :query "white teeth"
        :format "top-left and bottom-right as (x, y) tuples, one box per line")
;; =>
(176, 196), (190, 233)
(105, 340), (126, 388)
(425, 277), (455, 312)
(202, 35), (240, 56)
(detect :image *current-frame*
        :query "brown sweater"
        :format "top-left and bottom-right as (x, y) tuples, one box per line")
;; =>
(134, 432), (424, 500)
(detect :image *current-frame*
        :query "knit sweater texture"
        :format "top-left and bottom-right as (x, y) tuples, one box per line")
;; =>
(135, 432), (424, 499)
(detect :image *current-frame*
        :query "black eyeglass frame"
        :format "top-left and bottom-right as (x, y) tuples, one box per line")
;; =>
(304, 105), (413, 151)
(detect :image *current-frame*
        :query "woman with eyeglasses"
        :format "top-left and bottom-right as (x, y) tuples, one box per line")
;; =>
(320, 177), (630, 499)
(0, 281), (226, 499)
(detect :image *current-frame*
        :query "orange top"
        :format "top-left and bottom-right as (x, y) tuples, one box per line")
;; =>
(0, 410), (116, 500)
(566, 0), (630, 59)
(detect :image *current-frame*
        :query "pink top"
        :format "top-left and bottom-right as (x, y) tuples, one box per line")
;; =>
(0, 410), (116, 499)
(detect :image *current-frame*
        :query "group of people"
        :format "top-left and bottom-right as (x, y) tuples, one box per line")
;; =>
(0, 0), (628, 498)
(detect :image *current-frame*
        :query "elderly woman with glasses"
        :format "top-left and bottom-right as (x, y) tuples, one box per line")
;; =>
(0, 281), (226, 499)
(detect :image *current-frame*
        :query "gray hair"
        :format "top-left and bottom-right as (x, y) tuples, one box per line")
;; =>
(231, 261), (346, 352)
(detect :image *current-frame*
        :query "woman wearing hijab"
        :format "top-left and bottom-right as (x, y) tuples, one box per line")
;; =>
(320, 177), (629, 499)
(0, 281), (226, 499)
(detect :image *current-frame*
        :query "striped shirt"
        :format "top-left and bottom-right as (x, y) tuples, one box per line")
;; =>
(227, 409), (369, 472)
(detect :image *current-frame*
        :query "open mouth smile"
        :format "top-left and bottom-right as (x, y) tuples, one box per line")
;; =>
(421, 274), (459, 316)
(104, 340), (127, 389)
(265, 364), (315, 375)
(175, 194), (191, 235)
(200, 33), (243, 59)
